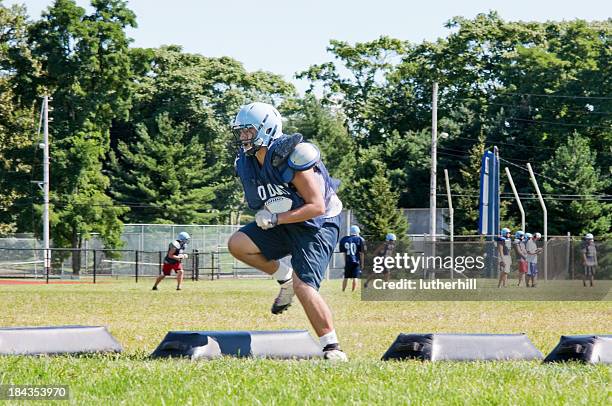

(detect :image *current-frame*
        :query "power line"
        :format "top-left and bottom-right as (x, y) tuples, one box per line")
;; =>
(508, 193), (611, 198)
(454, 98), (612, 116)
(446, 135), (559, 152)
(440, 155), (606, 194)
(445, 188), (611, 198)
(437, 193), (612, 202)
(499, 92), (612, 101)
(438, 147), (542, 163)
(11, 198), (171, 210)
(506, 117), (611, 129)
(437, 151), (472, 160)
(499, 157), (596, 191)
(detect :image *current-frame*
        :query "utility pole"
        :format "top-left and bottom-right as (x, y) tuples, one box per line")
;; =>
(444, 169), (454, 279)
(430, 82), (438, 242)
(42, 95), (51, 278)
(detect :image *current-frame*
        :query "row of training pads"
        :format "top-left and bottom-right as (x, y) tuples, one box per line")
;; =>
(0, 326), (610, 364)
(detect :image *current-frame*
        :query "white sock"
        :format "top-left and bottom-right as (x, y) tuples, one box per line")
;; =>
(319, 330), (338, 347)
(273, 258), (293, 282)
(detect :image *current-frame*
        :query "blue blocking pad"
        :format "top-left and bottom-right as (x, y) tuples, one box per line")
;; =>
(151, 330), (323, 360)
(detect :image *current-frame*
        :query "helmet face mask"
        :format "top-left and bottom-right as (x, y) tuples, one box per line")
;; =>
(231, 102), (282, 156)
(232, 125), (260, 156)
(177, 232), (190, 244)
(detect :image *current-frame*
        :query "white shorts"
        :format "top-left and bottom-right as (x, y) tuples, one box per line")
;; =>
(500, 256), (512, 273)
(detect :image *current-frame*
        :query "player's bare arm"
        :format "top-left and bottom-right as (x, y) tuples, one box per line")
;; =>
(497, 244), (505, 265)
(167, 245), (184, 260)
(276, 168), (325, 225)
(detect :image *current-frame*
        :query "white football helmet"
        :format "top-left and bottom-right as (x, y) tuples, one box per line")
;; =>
(231, 102), (282, 155)
(177, 232), (190, 244)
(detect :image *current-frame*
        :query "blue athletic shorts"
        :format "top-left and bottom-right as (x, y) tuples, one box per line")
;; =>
(239, 221), (340, 290)
(527, 263), (538, 276)
(344, 262), (361, 279)
(584, 266), (595, 276)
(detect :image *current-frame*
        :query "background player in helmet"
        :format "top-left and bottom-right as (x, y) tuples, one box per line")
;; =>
(226, 102), (346, 361)
(524, 232), (543, 287)
(364, 233), (397, 288)
(513, 230), (528, 286)
(339, 225), (366, 292)
(496, 228), (512, 288)
(581, 233), (597, 287)
(152, 231), (190, 291)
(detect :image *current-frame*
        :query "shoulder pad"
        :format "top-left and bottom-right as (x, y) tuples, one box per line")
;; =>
(288, 142), (320, 171)
(271, 133), (303, 167)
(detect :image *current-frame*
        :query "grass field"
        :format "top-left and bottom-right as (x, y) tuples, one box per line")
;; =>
(0, 278), (610, 405)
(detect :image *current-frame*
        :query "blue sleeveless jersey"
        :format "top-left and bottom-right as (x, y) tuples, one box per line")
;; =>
(235, 136), (342, 229)
(339, 235), (365, 265)
(496, 236), (511, 256)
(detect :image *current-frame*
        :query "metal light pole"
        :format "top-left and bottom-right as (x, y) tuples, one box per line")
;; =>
(430, 82), (438, 241)
(444, 169), (454, 279)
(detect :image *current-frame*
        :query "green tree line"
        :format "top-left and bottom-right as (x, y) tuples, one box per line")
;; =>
(1, 2), (610, 250)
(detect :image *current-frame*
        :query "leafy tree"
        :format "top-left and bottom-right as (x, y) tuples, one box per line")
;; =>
(540, 133), (611, 236)
(376, 129), (431, 208)
(345, 149), (408, 241)
(0, 81), (37, 235)
(110, 113), (217, 224)
(0, 3), (39, 235)
(7, 0), (138, 272)
(297, 36), (408, 144)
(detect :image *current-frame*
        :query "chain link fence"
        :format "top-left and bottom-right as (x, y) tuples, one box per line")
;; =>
(1, 220), (608, 281)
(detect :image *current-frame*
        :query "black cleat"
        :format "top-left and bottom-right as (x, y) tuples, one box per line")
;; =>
(271, 278), (294, 315)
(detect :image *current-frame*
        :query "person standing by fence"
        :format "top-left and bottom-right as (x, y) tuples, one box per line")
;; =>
(152, 232), (190, 291)
(525, 232), (543, 287)
(497, 228), (512, 288)
(581, 233), (597, 287)
(513, 230), (528, 286)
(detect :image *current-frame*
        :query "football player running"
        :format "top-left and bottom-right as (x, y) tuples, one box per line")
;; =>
(227, 102), (347, 361)
(152, 231), (190, 291)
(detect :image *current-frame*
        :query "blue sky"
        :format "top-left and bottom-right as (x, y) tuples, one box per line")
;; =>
(6, 0), (612, 93)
